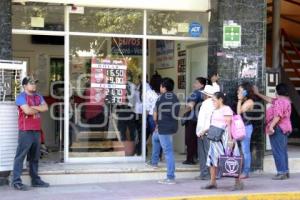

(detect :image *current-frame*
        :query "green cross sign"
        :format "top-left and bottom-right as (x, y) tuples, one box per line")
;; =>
(223, 24), (241, 48)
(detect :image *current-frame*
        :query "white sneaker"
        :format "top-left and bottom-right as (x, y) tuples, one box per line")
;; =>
(158, 179), (176, 185)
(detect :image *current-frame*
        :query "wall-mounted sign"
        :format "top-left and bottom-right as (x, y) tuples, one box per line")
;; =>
(156, 40), (175, 69)
(31, 17), (44, 28)
(91, 58), (127, 104)
(177, 23), (189, 33)
(111, 38), (142, 55)
(223, 22), (241, 48)
(189, 22), (202, 37)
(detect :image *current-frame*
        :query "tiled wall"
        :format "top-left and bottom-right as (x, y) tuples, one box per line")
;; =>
(208, 0), (267, 170)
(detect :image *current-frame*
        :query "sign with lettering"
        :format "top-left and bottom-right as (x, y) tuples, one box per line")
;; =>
(111, 38), (143, 55)
(156, 40), (174, 69)
(91, 58), (127, 104)
(189, 22), (202, 37)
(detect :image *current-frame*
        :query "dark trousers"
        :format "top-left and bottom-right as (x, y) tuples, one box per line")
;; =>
(87, 112), (109, 132)
(185, 120), (198, 162)
(117, 111), (137, 141)
(13, 130), (41, 184)
(135, 114), (143, 156)
(197, 136), (210, 177)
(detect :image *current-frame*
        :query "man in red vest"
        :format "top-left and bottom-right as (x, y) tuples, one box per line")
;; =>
(12, 76), (49, 191)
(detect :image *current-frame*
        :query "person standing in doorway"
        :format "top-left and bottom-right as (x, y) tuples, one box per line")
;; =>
(237, 82), (255, 179)
(195, 84), (215, 180)
(154, 77), (180, 184)
(182, 77), (206, 165)
(253, 83), (292, 180)
(12, 76), (50, 191)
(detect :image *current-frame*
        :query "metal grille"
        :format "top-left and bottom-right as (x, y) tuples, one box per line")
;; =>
(0, 60), (26, 102)
(0, 69), (22, 102)
(0, 60), (26, 172)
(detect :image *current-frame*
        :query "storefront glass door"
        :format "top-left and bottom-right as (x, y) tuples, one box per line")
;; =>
(68, 35), (144, 160)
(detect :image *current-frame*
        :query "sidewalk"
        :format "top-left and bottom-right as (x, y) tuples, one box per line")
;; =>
(0, 173), (299, 200)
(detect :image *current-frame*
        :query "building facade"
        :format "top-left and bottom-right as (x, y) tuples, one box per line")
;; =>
(2, 0), (267, 175)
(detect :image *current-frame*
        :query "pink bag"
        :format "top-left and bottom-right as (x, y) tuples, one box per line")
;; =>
(231, 115), (246, 140)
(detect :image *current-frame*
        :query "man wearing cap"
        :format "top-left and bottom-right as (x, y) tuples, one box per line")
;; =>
(195, 84), (216, 180)
(12, 76), (49, 191)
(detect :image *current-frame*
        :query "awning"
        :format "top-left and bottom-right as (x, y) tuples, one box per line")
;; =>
(12, 0), (210, 12)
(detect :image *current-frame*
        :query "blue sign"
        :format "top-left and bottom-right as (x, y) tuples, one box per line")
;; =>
(189, 22), (202, 37)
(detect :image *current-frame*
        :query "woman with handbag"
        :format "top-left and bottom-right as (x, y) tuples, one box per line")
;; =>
(253, 83), (292, 180)
(237, 82), (255, 179)
(202, 92), (243, 191)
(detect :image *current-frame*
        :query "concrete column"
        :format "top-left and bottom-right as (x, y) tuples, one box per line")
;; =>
(272, 0), (281, 69)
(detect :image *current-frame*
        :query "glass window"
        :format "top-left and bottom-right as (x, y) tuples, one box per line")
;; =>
(147, 11), (208, 37)
(70, 8), (143, 34)
(69, 36), (144, 158)
(12, 5), (64, 31)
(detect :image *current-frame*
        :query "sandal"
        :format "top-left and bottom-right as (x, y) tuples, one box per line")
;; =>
(202, 183), (217, 189)
(239, 174), (249, 179)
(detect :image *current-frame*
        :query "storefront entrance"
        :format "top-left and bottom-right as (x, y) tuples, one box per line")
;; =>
(11, 3), (209, 163)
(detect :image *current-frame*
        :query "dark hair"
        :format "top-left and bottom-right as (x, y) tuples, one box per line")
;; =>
(160, 77), (174, 92)
(214, 92), (227, 104)
(209, 72), (218, 79)
(276, 83), (289, 96)
(196, 77), (207, 87)
(150, 71), (162, 94)
(240, 82), (254, 100)
(206, 78), (212, 85)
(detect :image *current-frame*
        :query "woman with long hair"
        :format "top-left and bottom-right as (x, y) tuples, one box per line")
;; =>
(237, 82), (255, 179)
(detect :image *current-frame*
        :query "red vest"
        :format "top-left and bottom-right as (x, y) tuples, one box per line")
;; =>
(18, 94), (42, 131)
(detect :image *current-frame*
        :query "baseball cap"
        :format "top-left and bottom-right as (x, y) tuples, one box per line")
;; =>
(22, 76), (38, 85)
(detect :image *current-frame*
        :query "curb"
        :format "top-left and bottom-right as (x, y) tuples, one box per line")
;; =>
(148, 192), (300, 200)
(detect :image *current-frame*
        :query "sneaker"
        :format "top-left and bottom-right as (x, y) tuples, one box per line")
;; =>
(32, 180), (50, 187)
(40, 145), (49, 156)
(158, 179), (176, 185)
(272, 174), (288, 180)
(145, 161), (159, 169)
(13, 183), (29, 191)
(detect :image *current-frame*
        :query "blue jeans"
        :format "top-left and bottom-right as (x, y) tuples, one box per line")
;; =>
(158, 134), (175, 180)
(241, 124), (253, 176)
(13, 131), (41, 184)
(151, 131), (161, 165)
(269, 126), (289, 174)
